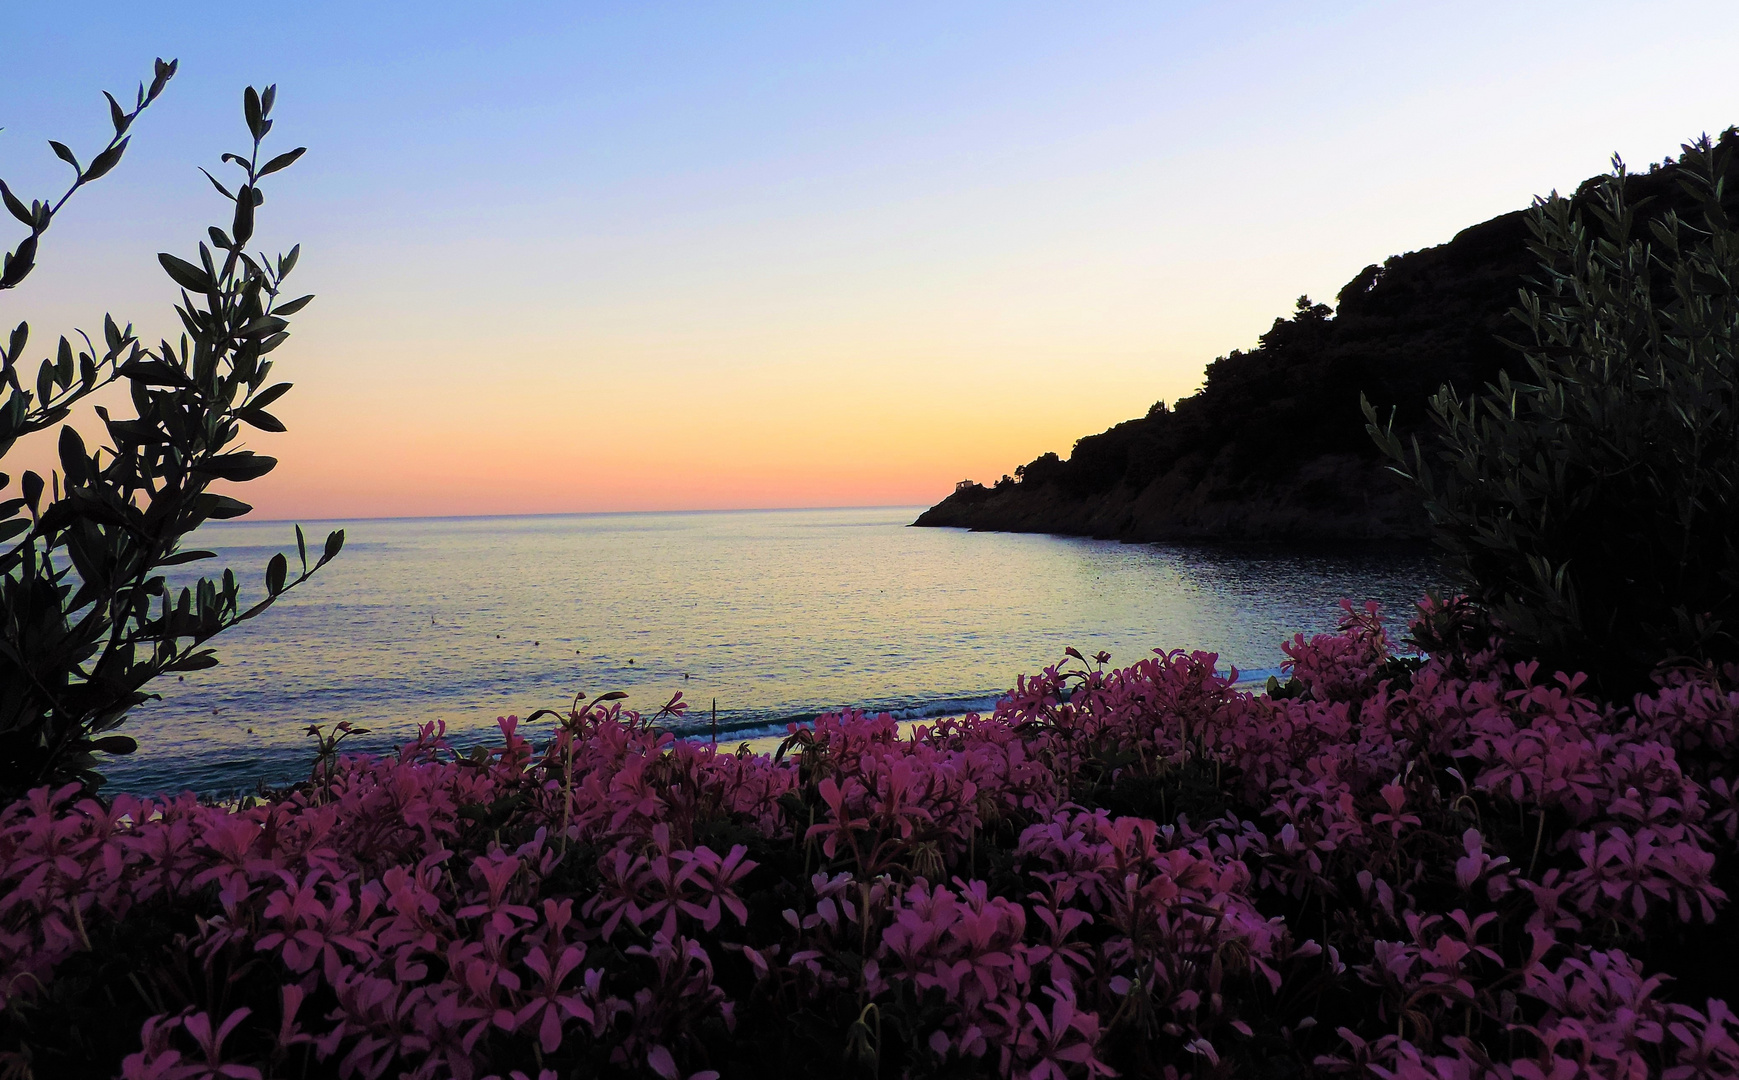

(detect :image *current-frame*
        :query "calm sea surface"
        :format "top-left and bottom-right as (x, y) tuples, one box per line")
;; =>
(107, 507), (1442, 794)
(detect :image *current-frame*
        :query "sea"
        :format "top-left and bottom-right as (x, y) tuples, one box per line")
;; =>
(105, 507), (1443, 794)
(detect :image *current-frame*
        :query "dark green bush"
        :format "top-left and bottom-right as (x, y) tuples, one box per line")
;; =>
(1369, 132), (1739, 694)
(0, 67), (342, 797)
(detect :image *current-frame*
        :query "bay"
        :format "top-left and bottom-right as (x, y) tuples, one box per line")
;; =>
(107, 506), (1442, 794)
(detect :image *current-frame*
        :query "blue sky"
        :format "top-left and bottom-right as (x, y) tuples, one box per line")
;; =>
(5, 1), (1737, 515)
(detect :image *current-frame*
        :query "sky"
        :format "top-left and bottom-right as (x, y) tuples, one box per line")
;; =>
(4, 1), (1737, 519)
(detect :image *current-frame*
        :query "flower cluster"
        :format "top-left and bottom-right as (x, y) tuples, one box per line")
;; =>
(2, 596), (1737, 1078)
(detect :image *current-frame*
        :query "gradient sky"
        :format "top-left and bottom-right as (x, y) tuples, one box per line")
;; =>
(5, 1), (1737, 519)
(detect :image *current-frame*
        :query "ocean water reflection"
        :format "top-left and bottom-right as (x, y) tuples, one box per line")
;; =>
(108, 507), (1443, 793)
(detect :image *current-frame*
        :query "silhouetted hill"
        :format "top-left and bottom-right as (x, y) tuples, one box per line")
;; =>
(916, 134), (1739, 543)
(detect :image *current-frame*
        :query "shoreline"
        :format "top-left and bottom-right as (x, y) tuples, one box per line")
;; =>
(713, 665), (1290, 758)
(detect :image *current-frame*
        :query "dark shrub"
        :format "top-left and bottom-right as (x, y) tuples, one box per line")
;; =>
(0, 71), (342, 797)
(1370, 133), (1739, 695)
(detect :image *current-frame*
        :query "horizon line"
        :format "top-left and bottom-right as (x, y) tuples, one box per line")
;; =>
(240, 503), (932, 526)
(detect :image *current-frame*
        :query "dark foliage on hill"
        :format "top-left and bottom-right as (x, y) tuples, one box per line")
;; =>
(917, 132), (1739, 543)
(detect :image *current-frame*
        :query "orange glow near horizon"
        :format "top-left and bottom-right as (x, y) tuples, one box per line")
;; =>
(10, 2), (1739, 521)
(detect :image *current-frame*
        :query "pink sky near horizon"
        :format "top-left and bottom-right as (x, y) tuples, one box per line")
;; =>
(8, 1), (1739, 521)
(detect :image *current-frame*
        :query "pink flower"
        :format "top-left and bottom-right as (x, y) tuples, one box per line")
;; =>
(513, 942), (595, 1052)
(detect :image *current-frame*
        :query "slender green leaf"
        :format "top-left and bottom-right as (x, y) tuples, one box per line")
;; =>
(167, 650), (220, 672)
(81, 137), (129, 181)
(204, 495), (254, 520)
(157, 252), (214, 292)
(104, 91), (129, 134)
(159, 550), (217, 566)
(199, 168), (235, 200)
(243, 87), (263, 140)
(237, 407), (285, 432)
(235, 315), (286, 338)
(48, 140), (80, 172)
(193, 452), (278, 482)
(2, 235), (38, 287)
(250, 381), (294, 409)
(258, 147), (305, 177)
(0, 181), (32, 228)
